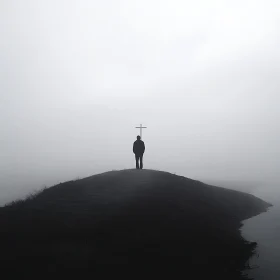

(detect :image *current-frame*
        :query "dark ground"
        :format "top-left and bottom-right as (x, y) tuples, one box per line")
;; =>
(0, 170), (271, 279)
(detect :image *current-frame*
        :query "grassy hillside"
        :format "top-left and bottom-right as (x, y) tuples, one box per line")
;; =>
(0, 169), (271, 279)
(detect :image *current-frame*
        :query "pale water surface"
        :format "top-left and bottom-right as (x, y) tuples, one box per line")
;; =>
(242, 183), (280, 280)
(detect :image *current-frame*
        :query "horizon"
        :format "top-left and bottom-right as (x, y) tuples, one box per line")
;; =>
(0, 167), (275, 206)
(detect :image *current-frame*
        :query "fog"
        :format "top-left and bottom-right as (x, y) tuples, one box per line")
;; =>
(1, 0), (280, 205)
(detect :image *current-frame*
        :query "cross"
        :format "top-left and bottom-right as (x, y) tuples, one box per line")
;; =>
(135, 124), (147, 139)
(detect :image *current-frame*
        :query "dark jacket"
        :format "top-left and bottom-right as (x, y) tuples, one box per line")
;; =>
(133, 140), (145, 155)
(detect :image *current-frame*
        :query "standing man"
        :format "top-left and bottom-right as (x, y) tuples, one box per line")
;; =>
(133, 135), (145, 169)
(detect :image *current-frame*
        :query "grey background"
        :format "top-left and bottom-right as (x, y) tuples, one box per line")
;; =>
(1, 0), (280, 205)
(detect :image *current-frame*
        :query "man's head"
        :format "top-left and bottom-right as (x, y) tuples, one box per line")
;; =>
(137, 135), (141, 140)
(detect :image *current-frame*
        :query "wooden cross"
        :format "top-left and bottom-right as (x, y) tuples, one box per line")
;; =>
(135, 124), (147, 139)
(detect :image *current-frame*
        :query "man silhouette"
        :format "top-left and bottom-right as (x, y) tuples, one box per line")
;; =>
(133, 135), (145, 169)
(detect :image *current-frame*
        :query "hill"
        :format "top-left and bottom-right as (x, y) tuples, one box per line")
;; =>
(0, 169), (271, 278)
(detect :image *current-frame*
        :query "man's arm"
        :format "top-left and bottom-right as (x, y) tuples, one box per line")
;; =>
(133, 142), (136, 154)
(143, 142), (145, 153)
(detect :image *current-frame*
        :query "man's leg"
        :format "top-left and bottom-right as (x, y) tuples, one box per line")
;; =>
(135, 155), (139, 169)
(140, 155), (143, 169)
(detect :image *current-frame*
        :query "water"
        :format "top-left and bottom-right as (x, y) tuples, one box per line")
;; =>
(242, 183), (280, 280)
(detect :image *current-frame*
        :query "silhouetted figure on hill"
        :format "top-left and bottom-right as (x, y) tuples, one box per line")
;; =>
(133, 135), (145, 169)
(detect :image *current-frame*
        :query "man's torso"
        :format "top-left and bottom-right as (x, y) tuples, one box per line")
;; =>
(134, 140), (145, 155)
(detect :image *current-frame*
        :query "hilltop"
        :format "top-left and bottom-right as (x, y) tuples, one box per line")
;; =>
(0, 169), (271, 278)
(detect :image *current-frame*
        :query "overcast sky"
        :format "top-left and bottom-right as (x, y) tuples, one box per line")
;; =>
(1, 0), (280, 204)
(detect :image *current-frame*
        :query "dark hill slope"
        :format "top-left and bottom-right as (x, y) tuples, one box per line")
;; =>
(0, 170), (271, 279)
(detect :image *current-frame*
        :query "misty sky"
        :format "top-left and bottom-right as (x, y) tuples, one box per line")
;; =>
(1, 0), (280, 204)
